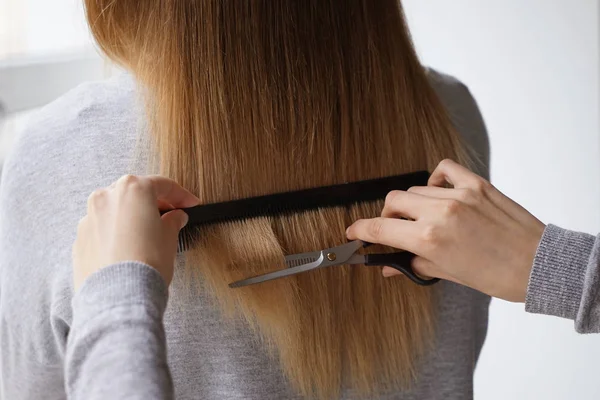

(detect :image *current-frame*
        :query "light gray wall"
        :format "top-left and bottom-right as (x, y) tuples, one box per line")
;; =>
(0, 52), (104, 114)
(402, 1), (600, 399)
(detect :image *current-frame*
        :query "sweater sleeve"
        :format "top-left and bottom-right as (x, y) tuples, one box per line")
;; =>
(66, 262), (174, 400)
(525, 224), (600, 333)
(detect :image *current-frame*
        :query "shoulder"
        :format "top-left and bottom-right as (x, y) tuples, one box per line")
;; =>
(426, 68), (490, 179)
(1, 73), (140, 194)
(5, 72), (138, 165)
(426, 68), (479, 117)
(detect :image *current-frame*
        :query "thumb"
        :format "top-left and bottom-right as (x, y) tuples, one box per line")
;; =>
(161, 209), (189, 238)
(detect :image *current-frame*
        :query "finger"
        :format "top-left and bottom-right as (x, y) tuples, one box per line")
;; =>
(346, 217), (419, 251)
(408, 186), (487, 208)
(157, 199), (175, 211)
(411, 256), (464, 285)
(429, 159), (484, 189)
(77, 215), (89, 230)
(86, 188), (108, 213)
(144, 175), (200, 208)
(411, 256), (439, 279)
(382, 266), (403, 278)
(428, 160), (521, 217)
(429, 161), (529, 222)
(72, 217), (88, 262)
(407, 186), (462, 199)
(161, 209), (190, 238)
(381, 190), (439, 220)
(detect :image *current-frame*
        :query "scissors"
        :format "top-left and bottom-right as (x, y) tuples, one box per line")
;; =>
(229, 240), (440, 288)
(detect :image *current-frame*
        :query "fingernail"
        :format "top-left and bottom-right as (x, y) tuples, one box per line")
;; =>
(345, 227), (350, 236)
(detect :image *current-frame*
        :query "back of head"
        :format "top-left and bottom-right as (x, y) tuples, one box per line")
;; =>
(85, 1), (467, 397)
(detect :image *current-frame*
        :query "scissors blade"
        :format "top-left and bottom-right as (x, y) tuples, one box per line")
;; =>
(228, 240), (365, 289)
(284, 250), (322, 268)
(229, 252), (324, 288)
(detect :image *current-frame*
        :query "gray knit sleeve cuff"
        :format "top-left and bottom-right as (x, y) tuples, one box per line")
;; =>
(72, 262), (169, 326)
(525, 224), (595, 320)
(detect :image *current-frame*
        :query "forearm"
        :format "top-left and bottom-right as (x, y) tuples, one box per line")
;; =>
(525, 224), (600, 333)
(66, 262), (174, 400)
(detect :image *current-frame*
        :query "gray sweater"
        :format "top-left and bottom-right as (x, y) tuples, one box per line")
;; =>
(1, 70), (493, 400)
(66, 224), (600, 400)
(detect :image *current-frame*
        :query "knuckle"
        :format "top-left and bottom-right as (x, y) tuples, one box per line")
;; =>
(420, 224), (439, 246)
(471, 177), (491, 193)
(117, 174), (149, 194)
(87, 189), (107, 207)
(455, 189), (470, 202)
(464, 188), (483, 203)
(442, 199), (462, 216)
(385, 190), (402, 206)
(439, 158), (453, 169)
(117, 174), (140, 188)
(456, 188), (475, 203)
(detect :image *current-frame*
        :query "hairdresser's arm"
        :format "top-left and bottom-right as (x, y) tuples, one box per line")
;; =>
(347, 159), (600, 333)
(68, 262), (173, 400)
(67, 175), (199, 400)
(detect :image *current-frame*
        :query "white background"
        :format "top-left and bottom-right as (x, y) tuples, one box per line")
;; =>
(1, 1), (600, 399)
(403, 1), (600, 399)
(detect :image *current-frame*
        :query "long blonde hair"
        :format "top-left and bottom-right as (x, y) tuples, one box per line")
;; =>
(85, 1), (467, 398)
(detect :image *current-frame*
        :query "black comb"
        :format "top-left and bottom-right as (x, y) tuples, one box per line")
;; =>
(171, 170), (429, 251)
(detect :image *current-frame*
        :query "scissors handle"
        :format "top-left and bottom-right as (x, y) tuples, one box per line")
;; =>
(364, 252), (440, 286)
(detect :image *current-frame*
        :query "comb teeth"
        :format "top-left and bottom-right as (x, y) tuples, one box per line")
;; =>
(285, 257), (319, 268)
(177, 226), (201, 253)
(171, 170), (430, 253)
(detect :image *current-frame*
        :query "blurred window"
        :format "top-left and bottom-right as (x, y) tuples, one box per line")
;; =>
(0, 0), (92, 59)
(0, 0), (107, 167)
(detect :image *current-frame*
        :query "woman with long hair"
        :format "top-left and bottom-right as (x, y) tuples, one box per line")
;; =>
(0, 1), (489, 399)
